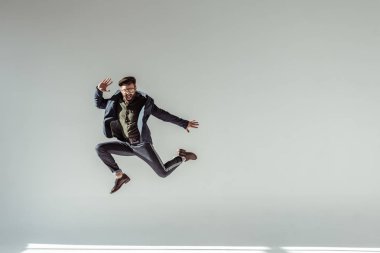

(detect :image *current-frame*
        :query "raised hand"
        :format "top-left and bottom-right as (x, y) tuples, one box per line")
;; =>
(186, 120), (199, 133)
(97, 77), (113, 92)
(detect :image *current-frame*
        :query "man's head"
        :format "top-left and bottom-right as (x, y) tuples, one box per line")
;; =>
(119, 76), (136, 101)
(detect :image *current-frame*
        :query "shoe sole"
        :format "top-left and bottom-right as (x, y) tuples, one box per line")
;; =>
(110, 178), (130, 194)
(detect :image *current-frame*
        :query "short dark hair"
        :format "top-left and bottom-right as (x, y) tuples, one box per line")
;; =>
(119, 76), (136, 86)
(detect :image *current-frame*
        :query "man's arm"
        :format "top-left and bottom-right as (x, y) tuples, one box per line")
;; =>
(151, 104), (189, 129)
(94, 78), (113, 109)
(151, 104), (199, 132)
(95, 88), (108, 109)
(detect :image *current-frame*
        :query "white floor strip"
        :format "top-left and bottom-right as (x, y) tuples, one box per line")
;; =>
(282, 247), (380, 253)
(22, 244), (270, 253)
(22, 245), (380, 253)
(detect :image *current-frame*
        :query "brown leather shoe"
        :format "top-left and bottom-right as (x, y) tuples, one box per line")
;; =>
(110, 173), (130, 194)
(178, 149), (197, 161)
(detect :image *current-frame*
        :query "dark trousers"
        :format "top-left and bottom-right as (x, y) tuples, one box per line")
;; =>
(95, 141), (184, 178)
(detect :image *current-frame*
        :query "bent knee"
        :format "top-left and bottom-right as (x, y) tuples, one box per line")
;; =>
(95, 143), (104, 153)
(157, 172), (169, 178)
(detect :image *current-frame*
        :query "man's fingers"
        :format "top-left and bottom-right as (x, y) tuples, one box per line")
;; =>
(190, 121), (199, 128)
(100, 78), (109, 85)
(98, 78), (113, 91)
(102, 77), (113, 85)
(186, 120), (199, 132)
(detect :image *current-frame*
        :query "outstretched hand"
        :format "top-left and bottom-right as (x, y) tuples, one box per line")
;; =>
(186, 120), (199, 133)
(97, 77), (113, 92)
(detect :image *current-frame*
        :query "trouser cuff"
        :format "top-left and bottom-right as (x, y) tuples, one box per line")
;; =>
(113, 169), (122, 174)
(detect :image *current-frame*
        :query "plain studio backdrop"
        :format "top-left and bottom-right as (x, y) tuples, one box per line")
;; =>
(1, 0), (380, 252)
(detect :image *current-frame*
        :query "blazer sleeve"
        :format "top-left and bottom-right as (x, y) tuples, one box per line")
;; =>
(94, 87), (109, 109)
(151, 104), (189, 129)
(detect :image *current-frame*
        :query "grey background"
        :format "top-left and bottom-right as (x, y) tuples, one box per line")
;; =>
(1, 0), (380, 252)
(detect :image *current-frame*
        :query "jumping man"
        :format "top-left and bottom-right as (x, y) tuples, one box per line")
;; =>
(94, 76), (199, 193)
